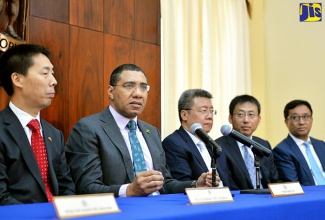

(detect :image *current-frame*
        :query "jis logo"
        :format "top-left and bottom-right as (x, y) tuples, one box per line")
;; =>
(300, 3), (322, 22)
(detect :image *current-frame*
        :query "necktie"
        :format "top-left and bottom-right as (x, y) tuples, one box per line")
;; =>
(27, 119), (53, 202)
(197, 142), (211, 169)
(304, 142), (325, 185)
(243, 145), (256, 189)
(127, 120), (147, 174)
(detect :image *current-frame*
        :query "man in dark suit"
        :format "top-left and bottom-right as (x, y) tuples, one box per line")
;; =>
(65, 64), (219, 197)
(162, 89), (235, 189)
(216, 95), (279, 190)
(273, 100), (325, 185)
(0, 44), (75, 205)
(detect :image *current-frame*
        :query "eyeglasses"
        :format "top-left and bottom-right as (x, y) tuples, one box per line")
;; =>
(233, 112), (257, 119)
(112, 83), (150, 92)
(287, 115), (312, 122)
(185, 109), (217, 116)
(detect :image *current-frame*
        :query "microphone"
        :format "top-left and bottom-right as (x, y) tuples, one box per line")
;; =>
(220, 124), (271, 157)
(190, 123), (222, 156)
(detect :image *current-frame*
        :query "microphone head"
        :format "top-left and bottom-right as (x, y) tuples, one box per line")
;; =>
(190, 123), (202, 135)
(220, 124), (232, 136)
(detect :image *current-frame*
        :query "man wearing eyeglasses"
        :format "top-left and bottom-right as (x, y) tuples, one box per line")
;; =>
(162, 89), (235, 189)
(273, 100), (325, 186)
(215, 94), (279, 190)
(65, 64), (218, 197)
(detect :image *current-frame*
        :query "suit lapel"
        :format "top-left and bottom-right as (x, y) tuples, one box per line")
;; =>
(226, 137), (252, 183)
(311, 138), (325, 171)
(178, 127), (208, 170)
(4, 107), (46, 191)
(100, 108), (135, 182)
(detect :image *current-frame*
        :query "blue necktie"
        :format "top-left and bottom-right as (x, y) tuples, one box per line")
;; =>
(243, 145), (256, 189)
(127, 120), (147, 175)
(304, 142), (325, 185)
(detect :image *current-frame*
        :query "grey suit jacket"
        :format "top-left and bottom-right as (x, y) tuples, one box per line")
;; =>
(65, 107), (191, 197)
(0, 106), (75, 205)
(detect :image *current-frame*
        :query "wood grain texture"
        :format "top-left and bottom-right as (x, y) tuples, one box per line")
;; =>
(30, 0), (69, 23)
(70, 0), (103, 31)
(69, 26), (104, 130)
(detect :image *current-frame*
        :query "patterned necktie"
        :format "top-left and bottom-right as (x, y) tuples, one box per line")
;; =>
(243, 145), (256, 189)
(27, 119), (53, 202)
(127, 120), (147, 174)
(304, 142), (325, 185)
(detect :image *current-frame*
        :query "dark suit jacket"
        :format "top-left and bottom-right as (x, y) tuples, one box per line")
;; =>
(273, 135), (325, 186)
(0, 106), (75, 205)
(162, 126), (237, 189)
(65, 107), (191, 197)
(216, 136), (279, 190)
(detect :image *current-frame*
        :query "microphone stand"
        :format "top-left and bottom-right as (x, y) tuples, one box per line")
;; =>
(207, 142), (218, 187)
(240, 150), (270, 194)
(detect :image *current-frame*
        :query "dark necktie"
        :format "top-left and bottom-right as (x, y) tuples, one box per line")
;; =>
(127, 120), (147, 174)
(27, 119), (53, 202)
(304, 142), (325, 185)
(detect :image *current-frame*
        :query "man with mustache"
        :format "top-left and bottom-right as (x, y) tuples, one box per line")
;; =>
(65, 64), (219, 197)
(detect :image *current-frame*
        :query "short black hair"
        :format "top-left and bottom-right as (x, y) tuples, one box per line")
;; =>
(110, 64), (146, 86)
(284, 100), (313, 119)
(229, 94), (261, 115)
(0, 44), (51, 96)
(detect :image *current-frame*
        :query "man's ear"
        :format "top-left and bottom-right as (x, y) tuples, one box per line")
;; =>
(11, 72), (23, 88)
(107, 85), (114, 100)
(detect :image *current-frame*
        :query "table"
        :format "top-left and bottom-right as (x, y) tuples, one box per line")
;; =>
(1, 185), (325, 219)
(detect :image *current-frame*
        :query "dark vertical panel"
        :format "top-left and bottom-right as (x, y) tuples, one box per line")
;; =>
(135, 0), (160, 45)
(69, 26), (104, 130)
(104, 0), (134, 39)
(28, 17), (70, 138)
(103, 34), (135, 107)
(135, 41), (160, 130)
(30, 0), (69, 23)
(70, 0), (104, 31)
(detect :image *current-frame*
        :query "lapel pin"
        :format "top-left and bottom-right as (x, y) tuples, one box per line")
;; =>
(48, 137), (52, 142)
(145, 129), (150, 134)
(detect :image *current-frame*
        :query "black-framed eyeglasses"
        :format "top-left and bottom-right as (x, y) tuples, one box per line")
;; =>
(112, 82), (150, 92)
(185, 109), (217, 116)
(287, 115), (312, 122)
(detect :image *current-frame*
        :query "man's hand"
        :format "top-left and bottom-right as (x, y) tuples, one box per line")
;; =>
(196, 171), (220, 187)
(126, 170), (164, 196)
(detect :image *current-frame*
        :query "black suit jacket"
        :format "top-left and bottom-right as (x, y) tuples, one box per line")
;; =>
(162, 126), (236, 189)
(216, 136), (279, 190)
(65, 107), (191, 197)
(0, 106), (75, 205)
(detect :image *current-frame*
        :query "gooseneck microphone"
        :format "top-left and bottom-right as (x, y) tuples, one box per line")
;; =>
(190, 123), (222, 156)
(220, 124), (271, 157)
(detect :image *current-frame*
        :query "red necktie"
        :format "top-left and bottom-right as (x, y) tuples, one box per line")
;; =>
(27, 119), (53, 202)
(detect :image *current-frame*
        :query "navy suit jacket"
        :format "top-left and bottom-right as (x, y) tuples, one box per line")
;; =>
(162, 126), (237, 189)
(273, 135), (325, 185)
(65, 107), (191, 197)
(0, 106), (75, 205)
(216, 136), (279, 190)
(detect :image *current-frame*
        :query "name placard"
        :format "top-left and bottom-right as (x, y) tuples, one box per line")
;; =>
(53, 193), (120, 219)
(185, 187), (233, 205)
(268, 182), (304, 197)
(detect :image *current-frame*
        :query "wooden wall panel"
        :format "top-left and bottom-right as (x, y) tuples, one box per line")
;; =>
(27, 17), (70, 137)
(135, 0), (160, 45)
(30, 0), (69, 23)
(135, 41), (160, 129)
(104, 0), (134, 38)
(104, 34), (135, 106)
(69, 26), (104, 130)
(70, 0), (103, 31)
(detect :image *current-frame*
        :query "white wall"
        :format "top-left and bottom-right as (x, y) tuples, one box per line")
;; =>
(250, 0), (325, 147)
